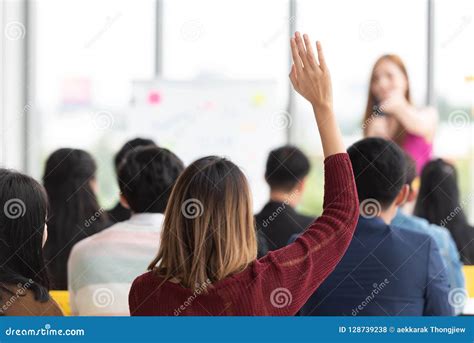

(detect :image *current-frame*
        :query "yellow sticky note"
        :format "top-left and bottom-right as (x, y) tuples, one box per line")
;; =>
(251, 93), (266, 107)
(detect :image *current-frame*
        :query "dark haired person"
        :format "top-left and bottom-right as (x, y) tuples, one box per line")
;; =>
(0, 169), (63, 316)
(300, 137), (452, 316)
(43, 148), (110, 290)
(256, 145), (314, 256)
(68, 146), (184, 315)
(107, 138), (156, 224)
(392, 155), (464, 302)
(415, 159), (474, 265)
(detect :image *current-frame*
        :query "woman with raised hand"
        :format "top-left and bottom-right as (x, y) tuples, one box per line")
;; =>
(0, 169), (63, 316)
(129, 32), (359, 316)
(362, 55), (438, 174)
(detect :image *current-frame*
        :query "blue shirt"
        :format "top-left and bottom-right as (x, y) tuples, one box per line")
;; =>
(392, 209), (465, 295)
(299, 216), (453, 316)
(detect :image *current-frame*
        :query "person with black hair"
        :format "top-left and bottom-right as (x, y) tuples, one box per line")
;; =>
(415, 159), (474, 265)
(300, 137), (452, 316)
(0, 169), (63, 315)
(391, 155), (464, 304)
(68, 146), (184, 315)
(255, 145), (314, 256)
(43, 148), (110, 290)
(107, 138), (157, 224)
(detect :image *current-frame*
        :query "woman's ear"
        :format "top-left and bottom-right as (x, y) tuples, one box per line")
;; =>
(89, 178), (99, 194)
(119, 194), (130, 210)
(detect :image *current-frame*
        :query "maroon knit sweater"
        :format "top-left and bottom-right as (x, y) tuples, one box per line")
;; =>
(129, 153), (359, 316)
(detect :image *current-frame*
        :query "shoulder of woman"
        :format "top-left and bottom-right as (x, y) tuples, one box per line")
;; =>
(0, 287), (63, 316)
(131, 271), (155, 289)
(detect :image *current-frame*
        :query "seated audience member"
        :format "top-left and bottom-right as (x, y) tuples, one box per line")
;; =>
(107, 138), (156, 224)
(0, 169), (63, 316)
(129, 34), (359, 316)
(300, 137), (453, 316)
(68, 146), (184, 315)
(415, 159), (474, 265)
(255, 146), (314, 257)
(392, 155), (465, 297)
(43, 149), (110, 290)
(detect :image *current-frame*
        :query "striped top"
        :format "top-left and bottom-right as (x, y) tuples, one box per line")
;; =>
(68, 213), (164, 316)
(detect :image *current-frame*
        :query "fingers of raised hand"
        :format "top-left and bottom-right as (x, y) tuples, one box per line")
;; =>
(316, 41), (327, 71)
(290, 38), (303, 75)
(295, 32), (310, 70)
(303, 34), (318, 70)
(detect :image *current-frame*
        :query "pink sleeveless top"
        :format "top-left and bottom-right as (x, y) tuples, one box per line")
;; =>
(402, 133), (433, 174)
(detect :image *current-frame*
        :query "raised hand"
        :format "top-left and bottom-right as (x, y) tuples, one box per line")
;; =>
(289, 32), (344, 158)
(289, 32), (333, 112)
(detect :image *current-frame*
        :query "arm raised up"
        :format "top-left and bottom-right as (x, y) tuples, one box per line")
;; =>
(249, 33), (359, 316)
(289, 33), (345, 158)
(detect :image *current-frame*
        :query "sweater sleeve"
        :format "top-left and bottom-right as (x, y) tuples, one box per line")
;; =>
(250, 153), (359, 315)
(129, 277), (140, 315)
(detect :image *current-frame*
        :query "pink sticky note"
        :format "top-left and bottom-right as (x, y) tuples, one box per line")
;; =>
(148, 91), (162, 105)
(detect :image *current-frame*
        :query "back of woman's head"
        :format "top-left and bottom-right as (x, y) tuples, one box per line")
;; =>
(414, 159), (467, 228)
(0, 169), (50, 301)
(149, 156), (257, 290)
(42, 148), (104, 249)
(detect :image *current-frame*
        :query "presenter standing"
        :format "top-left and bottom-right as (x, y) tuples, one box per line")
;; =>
(362, 55), (437, 174)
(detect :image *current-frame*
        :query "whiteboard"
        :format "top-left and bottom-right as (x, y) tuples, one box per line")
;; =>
(128, 79), (287, 210)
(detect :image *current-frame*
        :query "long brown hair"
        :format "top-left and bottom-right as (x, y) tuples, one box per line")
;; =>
(362, 54), (412, 145)
(149, 156), (257, 290)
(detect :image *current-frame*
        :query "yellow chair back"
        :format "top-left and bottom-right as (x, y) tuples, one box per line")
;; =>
(49, 290), (71, 316)
(463, 265), (474, 297)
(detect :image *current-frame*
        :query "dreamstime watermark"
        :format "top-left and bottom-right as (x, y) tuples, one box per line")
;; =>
(174, 278), (212, 316)
(92, 287), (115, 308)
(92, 111), (115, 130)
(448, 287), (468, 309)
(441, 15), (471, 48)
(4, 21), (26, 41)
(84, 207), (105, 228)
(260, 189), (300, 229)
(359, 20), (383, 42)
(271, 110), (292, 130)
(448, 110), (471, 130)
(0, 279), (34, 314)
(3, 198), (26, 219)
(361, 102), (389, 131)
(439, 193), (474, 228)
(262, 16), (296, 48)
(84, 12), (122, 48)
(352, 278), (390, 316)
(359, 198), (381, 219)
(21, 104), (32, 117)
(270, 287), (292, 308)
(180, 19), (205, 42)
(5, 324), (85, 337)
(181, 198), (204, 219)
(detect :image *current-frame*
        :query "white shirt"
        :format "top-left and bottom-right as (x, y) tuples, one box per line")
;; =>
(68, 213), (164, 316)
